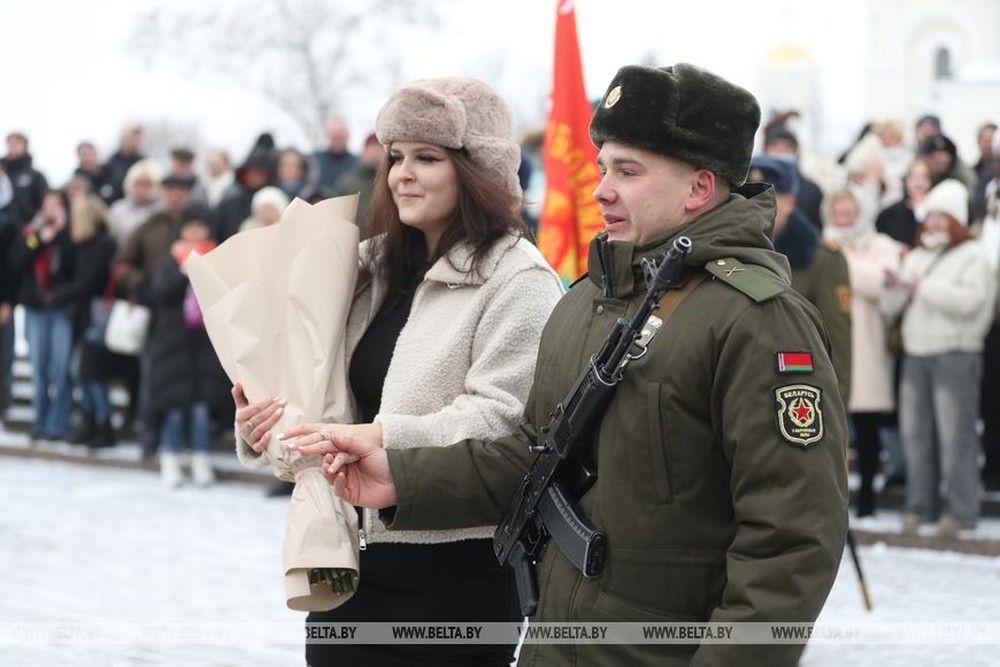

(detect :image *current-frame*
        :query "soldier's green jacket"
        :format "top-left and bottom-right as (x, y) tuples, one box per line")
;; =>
(385, 184), (849, 666)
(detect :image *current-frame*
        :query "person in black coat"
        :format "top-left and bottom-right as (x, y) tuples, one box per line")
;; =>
(212, 133), (277, 242)
(103, 124), (145, 205)
(147, 210), (229, 486)
(876, 156), (934, 248)
(45, 197), (120, 447)
(0, 166), (19, 415)
(2, 132), (49, 226)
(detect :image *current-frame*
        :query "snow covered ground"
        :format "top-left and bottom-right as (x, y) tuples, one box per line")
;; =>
(2, 456), (1000, 666)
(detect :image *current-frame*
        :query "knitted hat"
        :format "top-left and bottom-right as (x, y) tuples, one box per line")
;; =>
(749, 154), (800, 195)
(251, 185), (290, 215)
(589, 63), (761, 186)
(919, 178), (969, 226)
(375, 77), (521, 197)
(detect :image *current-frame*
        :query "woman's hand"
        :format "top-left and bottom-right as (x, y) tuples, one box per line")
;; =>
(282, 423), (397, 508)
(231, 382), (285, 453)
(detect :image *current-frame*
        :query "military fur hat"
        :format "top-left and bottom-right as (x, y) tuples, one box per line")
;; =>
(589, 63), (761, 186)
(375, 77), (522, 197)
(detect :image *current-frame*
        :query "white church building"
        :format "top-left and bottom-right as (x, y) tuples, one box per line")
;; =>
(866, 0), (1000, 162)
(757, 0), (1000, 172)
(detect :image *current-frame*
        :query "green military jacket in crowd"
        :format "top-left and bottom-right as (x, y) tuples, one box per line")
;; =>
(385, 184), (850, 666)
(776, 209), (853, 406)
(790, 243), (853, 406)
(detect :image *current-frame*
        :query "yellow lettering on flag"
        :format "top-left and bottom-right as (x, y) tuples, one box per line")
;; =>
(536, 0), (603, 284)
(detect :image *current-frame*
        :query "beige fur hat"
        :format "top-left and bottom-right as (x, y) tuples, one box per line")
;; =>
(375, 77), (522, 197)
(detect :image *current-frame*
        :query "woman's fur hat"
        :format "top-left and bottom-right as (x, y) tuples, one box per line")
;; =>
(920, 178), (969, 226)
(375, 77), (522, 197)
(589, 63), (761, 186)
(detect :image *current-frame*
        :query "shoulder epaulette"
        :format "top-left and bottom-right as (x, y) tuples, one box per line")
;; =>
(704, 257), (786, 303)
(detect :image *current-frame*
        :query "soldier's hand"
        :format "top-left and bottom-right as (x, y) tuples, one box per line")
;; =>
(325, 439), (397, 509)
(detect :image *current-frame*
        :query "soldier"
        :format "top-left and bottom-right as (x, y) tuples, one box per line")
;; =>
(270, 63), (849, 666)
(750, 154), (853, 407)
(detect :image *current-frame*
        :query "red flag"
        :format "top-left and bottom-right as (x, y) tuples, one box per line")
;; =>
(536, 0), (603, 283)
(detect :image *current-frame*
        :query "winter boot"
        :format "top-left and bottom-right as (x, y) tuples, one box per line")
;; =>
(159, 451), (184, 488)
(191, 452), (216, 486)
(67, 413), (97, 445)
(89, 419), (117, 449)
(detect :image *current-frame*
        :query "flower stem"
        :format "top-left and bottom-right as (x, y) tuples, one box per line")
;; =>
(308, 567), (355, 596)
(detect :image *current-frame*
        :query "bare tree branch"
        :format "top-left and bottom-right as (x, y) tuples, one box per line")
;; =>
(128, 0), (454, 143)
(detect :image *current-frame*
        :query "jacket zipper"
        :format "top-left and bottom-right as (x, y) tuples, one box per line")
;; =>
(598, 241), (613, 297)
(359, 510), (368, 550)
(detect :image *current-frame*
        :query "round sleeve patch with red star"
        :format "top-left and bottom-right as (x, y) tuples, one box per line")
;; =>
(774, 384), (825, 448)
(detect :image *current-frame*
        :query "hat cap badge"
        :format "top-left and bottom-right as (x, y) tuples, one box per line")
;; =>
(604, 85), (622, 108)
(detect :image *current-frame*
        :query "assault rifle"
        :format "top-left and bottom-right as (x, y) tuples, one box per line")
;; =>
(493, 236), (693, 616)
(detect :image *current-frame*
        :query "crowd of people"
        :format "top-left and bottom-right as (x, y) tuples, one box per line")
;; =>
(0, 119), (383, 488)
(4, 61), (999, 664)
(757, 112), (1000, 538)
(2, 91), (1000, 528)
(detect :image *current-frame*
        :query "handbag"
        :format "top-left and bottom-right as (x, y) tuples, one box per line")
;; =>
(104, 300), (152, 355)
(94, 264), (152, 356)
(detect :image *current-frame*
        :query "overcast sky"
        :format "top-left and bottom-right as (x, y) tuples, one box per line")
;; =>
(1, 0), (869, 185)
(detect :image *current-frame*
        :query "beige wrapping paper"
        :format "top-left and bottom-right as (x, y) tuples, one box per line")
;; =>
(186, 195), (360, 612)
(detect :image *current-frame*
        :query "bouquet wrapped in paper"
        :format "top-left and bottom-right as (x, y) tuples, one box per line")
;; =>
(186, 195), (360, 612)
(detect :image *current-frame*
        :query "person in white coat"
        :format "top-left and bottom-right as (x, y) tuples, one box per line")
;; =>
(825, 188), (904, 517)
(881, 179), (996, 538)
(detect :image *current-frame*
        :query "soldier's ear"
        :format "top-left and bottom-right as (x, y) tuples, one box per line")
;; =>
(685, 168), (717, 213)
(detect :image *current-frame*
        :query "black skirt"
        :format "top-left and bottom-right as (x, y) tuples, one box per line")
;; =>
(305, 538), (519, 667)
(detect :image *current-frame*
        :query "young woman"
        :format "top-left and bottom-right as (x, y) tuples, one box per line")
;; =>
(881, 179), (995, 538)
(233, 78), (563, 666)
(875, 156), (933, 248)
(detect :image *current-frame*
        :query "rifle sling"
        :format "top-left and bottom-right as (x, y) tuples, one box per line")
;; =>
(656, 269), (708, 325)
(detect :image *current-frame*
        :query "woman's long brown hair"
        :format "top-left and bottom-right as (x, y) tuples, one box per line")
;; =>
(363, 147), (528, 295)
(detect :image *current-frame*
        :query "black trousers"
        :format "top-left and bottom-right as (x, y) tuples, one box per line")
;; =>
(981, 324), (1000, 480)
(305, 538), (519, 667)
(852, 411), (885, 515)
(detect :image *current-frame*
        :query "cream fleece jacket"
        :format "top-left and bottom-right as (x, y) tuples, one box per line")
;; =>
(880, 240), (995, 356)
(237, 233), (563, 544)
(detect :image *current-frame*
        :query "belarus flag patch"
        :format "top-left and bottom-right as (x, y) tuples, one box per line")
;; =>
(776, 351), (814, 374)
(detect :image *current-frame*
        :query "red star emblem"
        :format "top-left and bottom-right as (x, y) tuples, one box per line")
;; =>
(791, 398), (813, 424)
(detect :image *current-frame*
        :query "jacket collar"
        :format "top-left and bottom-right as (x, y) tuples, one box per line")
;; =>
(586, 183), (789, 299)
(360, 233), (524, 289)
(424, 234), (521, 286)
